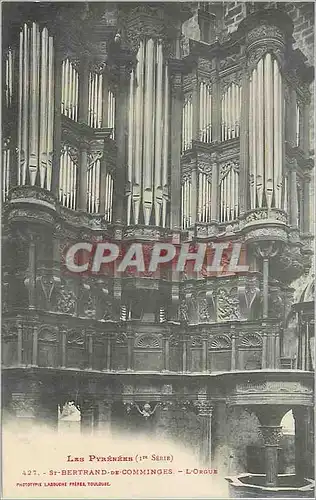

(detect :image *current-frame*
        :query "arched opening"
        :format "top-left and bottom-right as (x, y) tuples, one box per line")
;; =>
(281, 410), (295, 474)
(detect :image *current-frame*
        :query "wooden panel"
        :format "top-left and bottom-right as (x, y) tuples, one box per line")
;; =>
(38, 344), (58, 367)
(210, 350), (231, 372)
(134, 350), (163, 371)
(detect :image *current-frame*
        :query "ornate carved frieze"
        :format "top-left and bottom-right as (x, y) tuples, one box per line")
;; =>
(259, 425), (282, 446)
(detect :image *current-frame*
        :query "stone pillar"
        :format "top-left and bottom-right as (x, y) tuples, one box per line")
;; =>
(77, 144), (88, 211)
(260, 425), (282, 487)
(170, 68), (182, 230)
(195, 401), (213, 466)
(293, 407), (310, 481)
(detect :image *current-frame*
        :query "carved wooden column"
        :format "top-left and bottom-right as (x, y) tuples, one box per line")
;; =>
(192, 72), (199, 141)
(105, 335), (112, 371)
(127, 332), (134, 371)
(170, 65), (183, 230)
(182, 335), (188, 372)
(163, 334), (170, 371)
(302, 174), (311, 233)
(195, 401), (213, 466)
(24, 234), (37, 310)
(78, 54), (90, 124)
(78, 143), (88, 211)
(260, 425), (282, 486)
(288, 158), (299, 226)
(212, 61), (221, 143)
(17, 316), (23, 365)
(231, 331), (237, 370)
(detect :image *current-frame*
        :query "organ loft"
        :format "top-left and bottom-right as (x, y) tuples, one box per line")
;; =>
(2, 1), (314, 491)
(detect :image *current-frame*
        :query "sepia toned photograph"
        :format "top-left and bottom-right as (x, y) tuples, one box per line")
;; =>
(1, 1), (315, 498)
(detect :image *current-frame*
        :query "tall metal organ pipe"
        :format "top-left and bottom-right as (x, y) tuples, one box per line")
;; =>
(59, 146), (78, 210)
(248, 55), (284, 209)
(199, 82), (212, 142)
(61, 58), (79, 121)
(221, 83), (241, 141)
(17, 23), (54, 190)
(127, 38), (170, 226)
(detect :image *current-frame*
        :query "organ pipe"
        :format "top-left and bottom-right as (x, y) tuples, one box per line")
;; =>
(199, 82), (212, 143)
(219, 165), (239, 222)
(59, 147), (78, 210)
(17, 23), (54, 189)
(88, 72), (103, 128)
(248, 55), (284, 210)
(264, 53), (273, 208)
(221, 83), (241, 141)
(61, 58), (79, 121)
(162, 63), (169, 228)
(257, 57), (264, 208)
(154, 41), (163, 225)
(127, 38), (170, 227)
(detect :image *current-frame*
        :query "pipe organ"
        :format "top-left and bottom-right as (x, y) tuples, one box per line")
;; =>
(59, 145), (78, 210)
(221, 83), (241, 141)
(182, 95), (193, 152)
(199, 81), (212, 142)
(197, 169), (212, 223)
(248, 54), (283, 210)
(17, 23), (54, 189)
(61, 58), (79, 121)
(126, 38), (170, 227)
(219, 162), (239, 222)
(88, 72), (103, 128)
